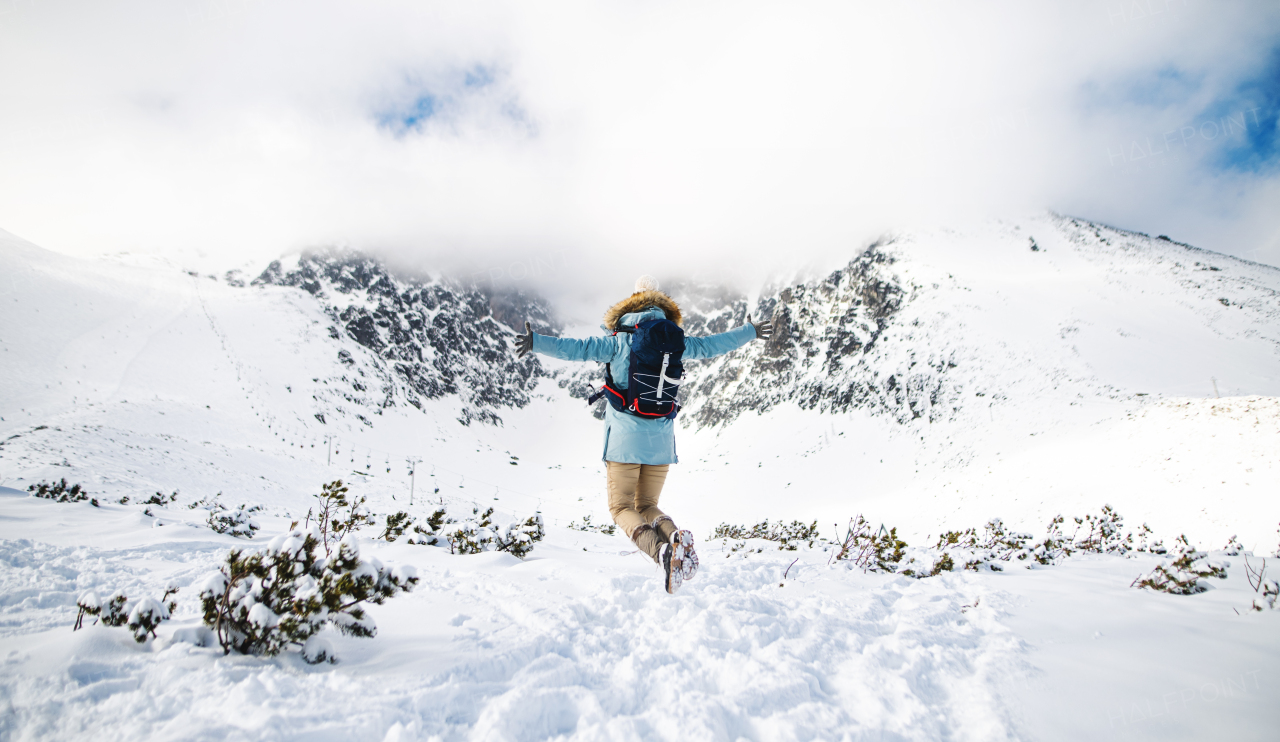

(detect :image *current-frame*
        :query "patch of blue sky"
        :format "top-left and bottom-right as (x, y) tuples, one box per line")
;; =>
(1128, 66), (1203, 108)
(1080, 65), (1204, 110)
(376, 65), (500, 136)
(376, 91), (438, 135)
(1091, 48), (1280, 174)
(463, 65), (495, 89)
(1201, 48), (1280, 173)
(388, 94), (438, 132)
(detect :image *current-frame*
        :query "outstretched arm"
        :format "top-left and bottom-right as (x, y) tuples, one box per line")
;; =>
(684, 314), (774, 360)
(514, 321), (621, 363)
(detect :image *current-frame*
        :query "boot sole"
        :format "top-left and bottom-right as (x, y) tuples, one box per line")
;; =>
(663, 544), (683, 594)
(671, 530), (699, 584)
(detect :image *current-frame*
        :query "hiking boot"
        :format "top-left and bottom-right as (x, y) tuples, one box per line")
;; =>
(630, 524), (662, 562)
(652, 515), (677, 542)
(670, 529), (699, 583)
(660, 542), (683, 594)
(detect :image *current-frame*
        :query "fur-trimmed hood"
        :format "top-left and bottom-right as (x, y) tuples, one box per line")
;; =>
(602, 290), (683, 330)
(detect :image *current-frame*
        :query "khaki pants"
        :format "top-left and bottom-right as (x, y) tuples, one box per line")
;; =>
(606, 461), (677, 560)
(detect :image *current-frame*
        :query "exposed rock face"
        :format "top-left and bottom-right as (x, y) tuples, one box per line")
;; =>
(675, 243), (961, 428)
(544, 243), (959, 430)
(247, 243), (963, 432)
(557, 368), (609, 421)
(245, 215), (1280, 436)
(254, 249), (559, 426)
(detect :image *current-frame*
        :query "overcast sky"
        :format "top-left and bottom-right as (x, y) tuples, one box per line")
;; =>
(1, 0), (1278, 308)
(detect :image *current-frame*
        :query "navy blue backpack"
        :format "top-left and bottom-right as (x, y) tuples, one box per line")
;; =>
(587, 318), (686, 419)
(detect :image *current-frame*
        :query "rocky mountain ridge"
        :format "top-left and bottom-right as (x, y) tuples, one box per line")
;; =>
(249, 215), (1280, 433)
(252, 249), (559, 426)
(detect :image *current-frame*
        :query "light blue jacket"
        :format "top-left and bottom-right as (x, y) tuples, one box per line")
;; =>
(532, 306), (757, 465)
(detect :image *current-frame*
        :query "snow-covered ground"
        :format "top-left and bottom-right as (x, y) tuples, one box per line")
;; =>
(1, 218), (1278, 740)
(1, 493), (1275, 741)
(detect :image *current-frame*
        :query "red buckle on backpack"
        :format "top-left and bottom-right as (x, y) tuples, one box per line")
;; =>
(629, 399), (674, 417)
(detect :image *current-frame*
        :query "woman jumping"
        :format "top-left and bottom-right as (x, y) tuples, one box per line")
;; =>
(515, 275), (772, 593)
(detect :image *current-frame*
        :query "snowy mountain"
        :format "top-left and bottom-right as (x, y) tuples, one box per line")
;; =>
(245, 213), (1280, 438)
(250, 248), (559, 426)
(3, 212), (1278, 541)
(1, 215), (1277, 740)
(677, 214), (1279, 426)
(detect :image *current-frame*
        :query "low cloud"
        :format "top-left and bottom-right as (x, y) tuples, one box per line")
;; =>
(1, 0), (1277, 313)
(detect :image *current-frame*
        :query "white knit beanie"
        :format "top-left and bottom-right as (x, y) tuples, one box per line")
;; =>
(634, 275), (659, 293)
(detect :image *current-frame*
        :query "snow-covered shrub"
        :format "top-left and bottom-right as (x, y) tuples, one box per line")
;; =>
(1244, 557), (1279, 611)
(708, 506), (1173, 583)
(379, 511), (413, 542)
(74, 587), (178, 642)
(1258, 581), (1280, 611)
(142, 490), (179, 506)
(1030, 514), (1073, 564)
(568, 515), (617, 536)
(302, 635), (336, 664)
(833, 515), (906, 573)
(712, 520), (824, 551)
(207, 503), (262, 538)
(446, 507), (545, 558)
(406, 507), (452, 546)
(500, 513), (547, 558)
(446, 515), (493, 555)
(889, 509), (1164, 579)
(1017, 514), (1086, 565)
(447, 507), (545, 557)
(198, 527), (418, 660)
(127, 597), (171, 641)
(191, 492), (261, 538)
(1222, 535), (1245, 556)
(380, 503), (544, 556)
(1070, 505), (1138, 555)
(75, 590), (127, 630)
(929, 518), (1036, 571)
(1129, 521), (1165, 555)
(1131, 535), (1227, 595)
(307, 480), (374, 556)
(895, 520), (1024, 577)
(28, 479), (89, 503)
(898, 549), (955, 578)
(1015, 509), (1162, 566)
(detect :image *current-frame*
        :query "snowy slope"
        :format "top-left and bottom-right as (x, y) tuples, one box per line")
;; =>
(1, 494), (1276, 741)
(1, 218), (1278, 741)
(666, 214), (1280, 549)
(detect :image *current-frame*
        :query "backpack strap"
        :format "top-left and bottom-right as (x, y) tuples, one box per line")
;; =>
(585, 326), (636, 407)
